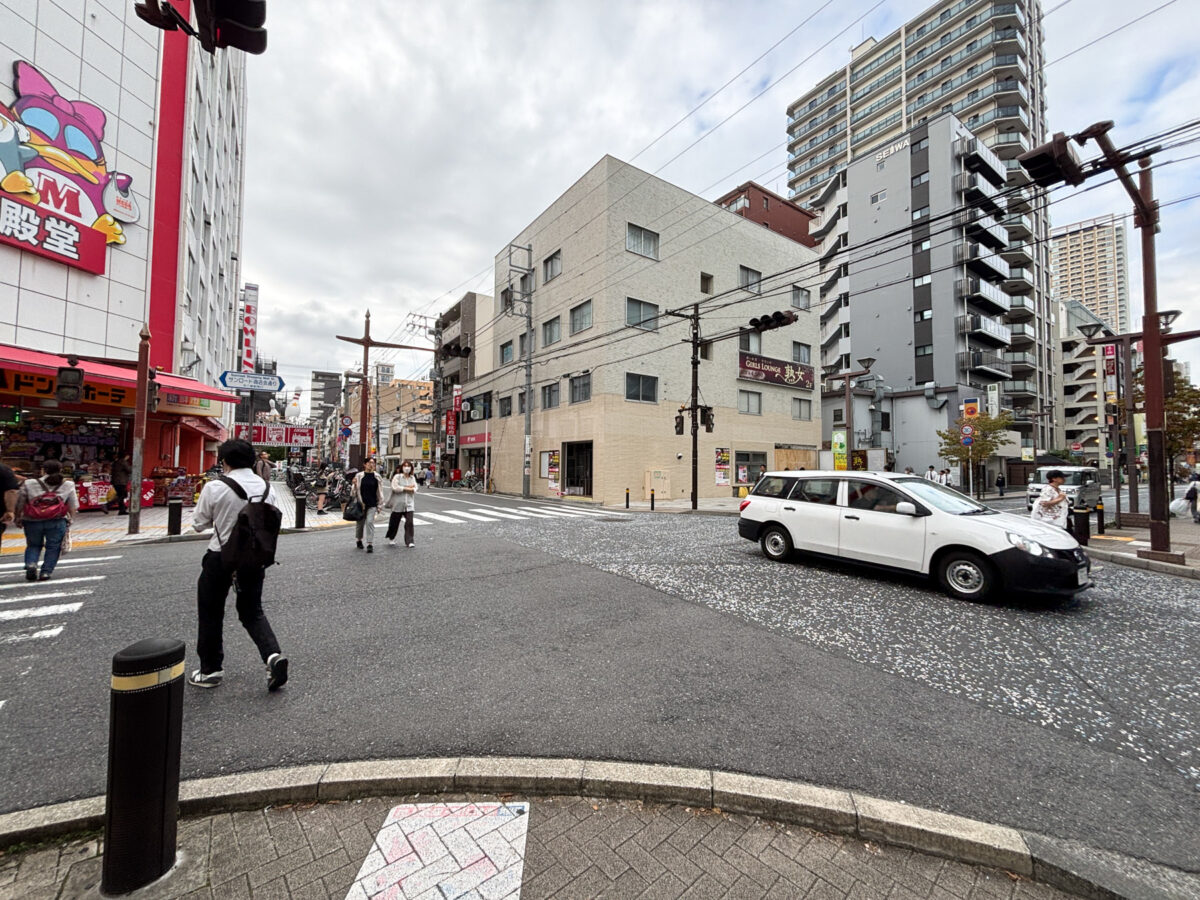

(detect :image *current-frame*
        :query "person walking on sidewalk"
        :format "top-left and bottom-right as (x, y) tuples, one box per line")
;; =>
(386, 460), (418, 548)
(189, 438), (287, 691)
(1030, 469), (1070, 530)
(353, 458), (382, 552)
(253, 451), (272, 482)
(110, 452), (132, 515)
(14, 460), (77, 581)
(0, 461), (19, 552)
(1186, 475), (1200, 524)
(995, 471), (1006, 497)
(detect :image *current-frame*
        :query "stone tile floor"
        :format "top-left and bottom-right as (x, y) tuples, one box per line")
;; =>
(0, 795), (1076, 899)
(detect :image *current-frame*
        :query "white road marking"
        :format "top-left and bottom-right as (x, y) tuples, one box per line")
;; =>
(518, 507), (586, 518)
(0, 576), (105, 590)
(0, 589), (93, 606)
(469, 508), (530, 520)
(445, 510), (510, 522)
(0, 603), (84, 621)
(416, 512), (473, 524)
(0, 625), (65, 644)
(0, 555), (121, 571)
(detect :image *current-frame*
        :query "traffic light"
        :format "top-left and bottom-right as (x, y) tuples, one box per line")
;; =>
(134, 0), (267, 55)
(439, 344), (471, 360)
(701, 406), (714, 432)
(55, 362), (84, 403)
(749, 310), (798, 332)
(674, 410), (685, 435)
(148, 372), (160, 413)
(1017, 132), (1086, 187)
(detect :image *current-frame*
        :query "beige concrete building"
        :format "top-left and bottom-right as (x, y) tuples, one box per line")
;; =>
(1050, 214), (1129, 334)
(446, 156), (821, 505)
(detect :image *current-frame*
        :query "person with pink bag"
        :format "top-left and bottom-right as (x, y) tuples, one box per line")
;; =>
(15, 459), (78, 582)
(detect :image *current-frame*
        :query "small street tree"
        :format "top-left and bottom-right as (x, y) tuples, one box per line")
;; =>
(1131, 367), (1200, 490)
(934, 411), (1015, 495)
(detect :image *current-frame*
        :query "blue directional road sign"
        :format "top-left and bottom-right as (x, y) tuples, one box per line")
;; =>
(219, 370), (285, 392)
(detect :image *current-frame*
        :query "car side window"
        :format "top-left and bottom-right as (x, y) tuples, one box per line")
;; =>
(789, 478), (839, 504)
(752, 476), (797, 498)
(845, 480), (906, 514)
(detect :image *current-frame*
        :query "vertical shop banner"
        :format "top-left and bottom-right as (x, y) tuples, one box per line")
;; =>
(832, 429), (848, 471)
(548, 449), (560, 491)
(241, 285), (259, 373)
(714, 447), (731, 486)
(452, 385), (462, 415)
(421, 438), (430, 459)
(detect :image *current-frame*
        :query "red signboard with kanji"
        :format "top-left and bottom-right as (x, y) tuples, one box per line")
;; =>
(232, 424), (316, 447)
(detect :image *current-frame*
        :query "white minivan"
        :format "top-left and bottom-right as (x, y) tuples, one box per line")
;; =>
(738, 470), (1091, 601)
(1025, 466), (1101, 512)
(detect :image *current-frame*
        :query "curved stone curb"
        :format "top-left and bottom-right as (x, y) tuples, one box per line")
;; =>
(1087, 546), (1199, 579)
(0, 756), (1144, 898)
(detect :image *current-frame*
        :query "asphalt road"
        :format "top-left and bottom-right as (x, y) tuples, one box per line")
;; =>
(1, 489), (1197, 876)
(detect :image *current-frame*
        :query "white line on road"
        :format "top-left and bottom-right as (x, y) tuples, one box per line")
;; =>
(0, 625), (65, 644)
(443, 510), (510, 522)
(0, 589), (92, 606)
(468, 508), (530, 520)
(0, 576), (105, 590)
(415, 512), (474, 524)
(0, 603), (83, 621)
(0, 555), (121, 571)
(518, 507), (587, 518)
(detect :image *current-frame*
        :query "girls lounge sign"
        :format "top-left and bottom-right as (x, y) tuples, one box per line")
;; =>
(0, 62), (140, 275)
(738, 352), (815, 390)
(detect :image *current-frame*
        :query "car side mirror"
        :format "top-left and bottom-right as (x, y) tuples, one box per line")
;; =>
(896, 501), (919, 516)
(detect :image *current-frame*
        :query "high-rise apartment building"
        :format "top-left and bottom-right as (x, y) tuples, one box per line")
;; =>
(1050, 214), (1129, 334)
(786, 0), (1053, 454)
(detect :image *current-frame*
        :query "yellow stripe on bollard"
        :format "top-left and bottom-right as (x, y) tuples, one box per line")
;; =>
(110, 661), (185, 692)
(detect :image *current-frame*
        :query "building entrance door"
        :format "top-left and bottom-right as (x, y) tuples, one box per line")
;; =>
(562, 441), (593, 496)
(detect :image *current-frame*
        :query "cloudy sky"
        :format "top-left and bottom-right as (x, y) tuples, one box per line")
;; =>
(238, 0), (1200, 409)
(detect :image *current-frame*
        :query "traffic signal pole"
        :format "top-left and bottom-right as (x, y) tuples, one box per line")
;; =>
(690, 304), (700, 510)
(128, 325), (151, 536)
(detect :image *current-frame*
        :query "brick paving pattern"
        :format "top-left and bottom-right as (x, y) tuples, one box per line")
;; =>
(0, 794), (1077, 899)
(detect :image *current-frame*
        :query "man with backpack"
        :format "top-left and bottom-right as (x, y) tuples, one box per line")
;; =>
(189, 438), (288, 691)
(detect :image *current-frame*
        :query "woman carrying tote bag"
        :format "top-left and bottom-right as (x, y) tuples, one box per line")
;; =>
(15, 459), (79, 581)
(386, 460), (418, 548)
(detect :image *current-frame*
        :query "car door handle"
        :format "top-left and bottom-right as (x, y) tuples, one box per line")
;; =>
(844, 515), (860, 520)
(783, 506), (796, 510)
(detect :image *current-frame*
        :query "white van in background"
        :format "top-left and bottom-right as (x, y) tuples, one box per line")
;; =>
(1025, 466), (1101, 511)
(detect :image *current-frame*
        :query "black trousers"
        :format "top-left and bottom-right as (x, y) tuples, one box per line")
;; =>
(196, 550), (280, 674)
(386, 510), (414, 544)
(112, 482), (128, 513)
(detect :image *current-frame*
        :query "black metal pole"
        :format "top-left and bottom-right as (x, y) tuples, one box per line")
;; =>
(690, 304), (699, 511)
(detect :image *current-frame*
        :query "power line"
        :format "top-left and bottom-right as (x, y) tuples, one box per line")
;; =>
(1046, 0), (1179, 67)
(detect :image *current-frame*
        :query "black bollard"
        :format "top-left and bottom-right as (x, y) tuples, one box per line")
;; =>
(1071, 507), (1091, 546)
(294, 490), (306, 529)
(166, 497), (183, 536)
(103, 638), (186, 895)
(650, 488), (655, 511)
(1095, 500), (1105, 535)
(625, 488), (629, 509)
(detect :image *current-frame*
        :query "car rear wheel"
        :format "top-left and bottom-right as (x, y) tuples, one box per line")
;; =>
(937, 550), (995, 601)
(760, 525), (793, 562)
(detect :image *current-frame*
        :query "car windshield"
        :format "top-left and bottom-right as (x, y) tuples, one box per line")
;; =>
(1030, 470), (1090, 486)
(892, 477), (996, 514)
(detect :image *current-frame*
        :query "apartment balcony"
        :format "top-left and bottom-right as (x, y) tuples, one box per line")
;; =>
(1004, 266), (1034, 295)
(819, 233), (846, 268)
(1008, 186), (1033, 213)
(993, 27), (1027, 55)
(990, 131), (1031, 158)
(788, 100), (848, 145)
(959, 208), (1008, 251)
(957, 313), (1012, 347)
(788, 122), (846, 160)
(957, 171), (1004, 216)
(1004, 213), (1033, 240)
(1004, 350), (1036, 372)
(820, 292), (847, 324)
(851, 110), (903, 147)
(809, 204), (844, 242)
(961, 136), (1006, 187)
(789, 141), (848, 180)
(991, 52), (1027, 80)
(1009, 322), (1036, 345)
(956, 242), (1010, 283)
(819, 264), (847, 298)
(958, 350), (1013, 378)
(1002, 379), (1037, 397)
(1006, 294), (1035, 319)
(1001, 242), (1033, 267)
(992, 79), (1029, 108)
(958, 277), (1011, 315)
(1004, 158), (1032, 186)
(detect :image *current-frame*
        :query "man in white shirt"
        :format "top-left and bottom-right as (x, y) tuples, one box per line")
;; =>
(189, 439), (288, 691)
(925, 466), (939, 481)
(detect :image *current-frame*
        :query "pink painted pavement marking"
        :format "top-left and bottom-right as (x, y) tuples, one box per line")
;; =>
(346, 801), (530, 900)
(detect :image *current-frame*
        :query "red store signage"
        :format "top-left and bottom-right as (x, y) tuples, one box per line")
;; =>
(0, 194), (106, 274)
(232, 424), (316, 447)
(738, 352), (815, 390)
(460, 432), (489, 446)
(445, 411), (457, 437)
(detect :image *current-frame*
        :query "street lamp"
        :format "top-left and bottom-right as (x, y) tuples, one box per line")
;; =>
(823, 357), (875, 468)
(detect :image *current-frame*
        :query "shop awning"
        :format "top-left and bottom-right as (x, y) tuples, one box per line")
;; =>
(0, 344), (238, 403)
(180, 416), (228, 441)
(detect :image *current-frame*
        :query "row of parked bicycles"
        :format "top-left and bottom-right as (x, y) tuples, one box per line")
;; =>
(282, 464), (494, 507)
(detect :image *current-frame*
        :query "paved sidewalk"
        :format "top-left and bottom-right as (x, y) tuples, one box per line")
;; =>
(0, 794), (1076, 900)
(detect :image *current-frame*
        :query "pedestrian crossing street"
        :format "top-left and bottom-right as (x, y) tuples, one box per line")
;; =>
(398, 505), (628, 529)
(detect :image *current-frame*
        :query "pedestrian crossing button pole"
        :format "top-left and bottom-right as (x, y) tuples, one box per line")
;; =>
(102, 638), (186, 896)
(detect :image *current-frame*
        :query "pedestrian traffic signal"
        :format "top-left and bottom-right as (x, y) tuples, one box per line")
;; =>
(674, 412), (685, 435)
(749, 311), (798, 332)
(701, 406), (715, 432)
(1017, 132), (1085, 188)
(148, 371), (160, 413)
(135, 0), (267, 54)
(55, 362), (84, 403)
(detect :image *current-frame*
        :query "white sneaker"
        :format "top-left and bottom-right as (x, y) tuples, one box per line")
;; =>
(188, 669), (223, 688)
(406, 542), (414, 548)
(388, 539), (396, 546)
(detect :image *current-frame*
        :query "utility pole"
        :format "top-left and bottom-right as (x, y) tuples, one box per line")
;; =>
(335, 311), (412, 467)
(690, 303), (700, 509)
(374, 366), (382, 467)
(127, 325), (151, 535)
(507, 243), (534, 499)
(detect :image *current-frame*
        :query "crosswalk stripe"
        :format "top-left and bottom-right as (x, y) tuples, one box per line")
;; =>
(0, 626), (65, 644)
(468, 508), (530, 520)
(416, 512), (471, 524)
(0, 603), (83, 621)
(0, 555), (121, 571)
(0, 589), (92, 606)
(445, 510), (509, 521)
(0, 575), (105, 590)
(518, 507), (587, 518)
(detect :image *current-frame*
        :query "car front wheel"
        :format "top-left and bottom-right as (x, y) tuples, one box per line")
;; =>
(760, 525), (793, 562)
(938, 550), (995, 601)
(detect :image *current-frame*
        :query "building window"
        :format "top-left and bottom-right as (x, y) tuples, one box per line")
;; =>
(913, 274), (932, 287)
(625, 373), (658, 403)
(915, 344), (933, 356)
(500, 341), (513, 364)
(912, 206), (930, 221)
(626, 297), (659, 330)
(739, 265), (762, 293)
(738, 330), (762, 354)
(914, 238), (931, 252)
(792, 342), (811, 364)
(519, 331), (534, 358)
(542, 249), (562, 283)
(724, 195), (749, 213)
(914, 309), (932, 322)
(793, 398), (812, 420)
(569, 373), (591, 404)
(541, 383), (560, 409)
(501, 287), (513, 312)
(626, 223), (660, 259)
(792, 285), (811, 309)
(569, 299), (592, 334)
(518, 391), (527, 413)
(833, 408), (844, 423)
(911, 137), (929, 153)
(700, 340), (713, 360)
(700, 272), (714, 294)
(499, 396), (512, 417)
(911, 171), (929, 187)
(519, 272), (533, 295)
(738, 390), (762, 415)
(870, 189), (887, 204)
(542, 316), (561, 346)
(763, 196), (769, 210)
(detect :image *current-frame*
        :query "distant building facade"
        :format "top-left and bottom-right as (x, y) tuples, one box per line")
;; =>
(714, 182), (817, 247)
(1051, 214), (1129, 334)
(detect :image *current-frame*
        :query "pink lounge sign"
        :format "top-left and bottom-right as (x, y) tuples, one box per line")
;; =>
(738, 352), (815, 390)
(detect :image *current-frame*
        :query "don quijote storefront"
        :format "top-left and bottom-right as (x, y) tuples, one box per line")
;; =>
(0, 344), (238, 511)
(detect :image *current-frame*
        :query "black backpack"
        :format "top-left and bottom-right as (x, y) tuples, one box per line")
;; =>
(217, 476), (281, 570)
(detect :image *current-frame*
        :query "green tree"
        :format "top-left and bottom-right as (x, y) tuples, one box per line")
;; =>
(934, 411), (1015, 466)
(1131, 367), (1200, 483)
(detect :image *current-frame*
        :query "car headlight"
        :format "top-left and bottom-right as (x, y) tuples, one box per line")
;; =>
(1007, 532), (1046, 557)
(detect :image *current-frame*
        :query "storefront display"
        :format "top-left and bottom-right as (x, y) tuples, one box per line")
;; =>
(0, 416), (121, 474)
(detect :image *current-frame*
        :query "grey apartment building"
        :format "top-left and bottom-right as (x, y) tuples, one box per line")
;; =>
(787, 0), (1052, 459)
(1051, 215), (1130, 334)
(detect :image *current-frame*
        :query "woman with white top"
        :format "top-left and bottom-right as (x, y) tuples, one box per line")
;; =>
(15, 459), (78, 581)
(1030, 469), (1070, 529)
(386, 459), (418, 548)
